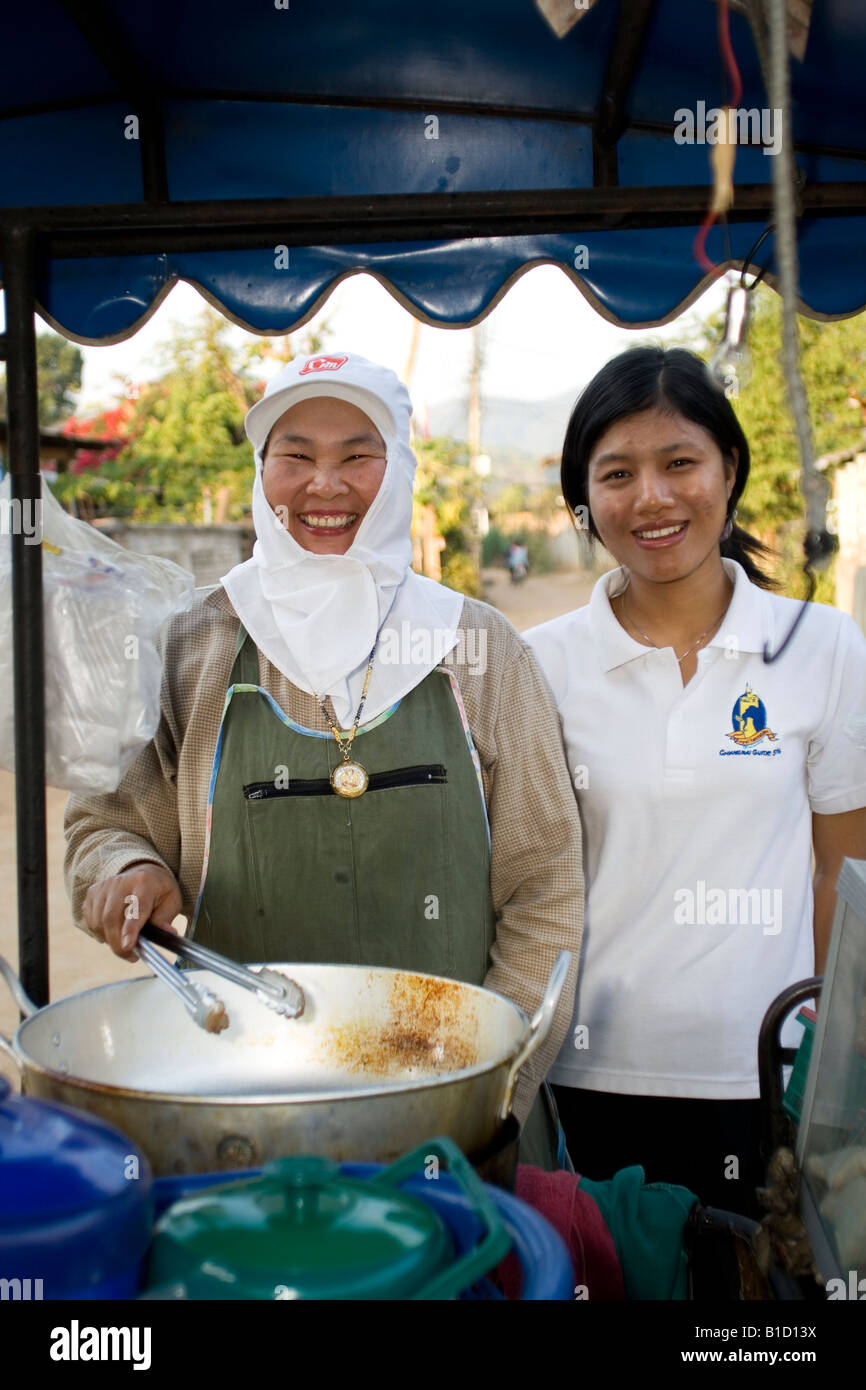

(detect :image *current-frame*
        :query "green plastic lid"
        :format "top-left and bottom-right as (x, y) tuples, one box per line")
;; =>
(146, 1156), (455, 1300)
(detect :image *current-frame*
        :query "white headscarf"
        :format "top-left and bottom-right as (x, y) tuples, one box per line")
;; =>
(221, 352), (464, 724)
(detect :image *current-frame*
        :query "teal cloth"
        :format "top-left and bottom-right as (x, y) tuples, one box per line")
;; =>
(579, 1166), (698, 1300)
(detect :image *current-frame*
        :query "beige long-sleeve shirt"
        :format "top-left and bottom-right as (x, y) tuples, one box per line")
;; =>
(64, 585), (584, 1121)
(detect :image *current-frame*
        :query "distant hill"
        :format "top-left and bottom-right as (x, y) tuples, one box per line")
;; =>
(426, 389), (578, 477)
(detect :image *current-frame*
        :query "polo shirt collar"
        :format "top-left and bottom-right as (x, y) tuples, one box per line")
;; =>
(708, 559), (769, 656)
(589, 567), (647, 672)
(589, 559), (768, 672)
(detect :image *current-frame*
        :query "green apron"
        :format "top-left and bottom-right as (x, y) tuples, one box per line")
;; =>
(191, 625), (559, 1168)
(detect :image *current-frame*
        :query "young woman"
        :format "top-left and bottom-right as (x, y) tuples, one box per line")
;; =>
(526, 346), (866, 1216)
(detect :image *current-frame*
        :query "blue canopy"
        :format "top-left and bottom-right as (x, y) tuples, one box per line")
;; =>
(2, 0), (866, 340)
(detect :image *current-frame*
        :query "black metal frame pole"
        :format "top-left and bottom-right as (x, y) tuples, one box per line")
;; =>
(1, 182), (865, 259)
(3, 224), (49, 1006)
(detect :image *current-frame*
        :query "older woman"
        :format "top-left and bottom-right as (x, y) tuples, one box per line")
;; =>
(526, 346), (866, 1214)
(64, 351), (583, 1160)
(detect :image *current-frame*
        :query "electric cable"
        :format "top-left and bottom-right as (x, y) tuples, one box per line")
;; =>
(761, 0), (836, 662)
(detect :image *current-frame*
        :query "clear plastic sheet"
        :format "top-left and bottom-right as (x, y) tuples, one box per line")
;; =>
(0, 479), (195, 792)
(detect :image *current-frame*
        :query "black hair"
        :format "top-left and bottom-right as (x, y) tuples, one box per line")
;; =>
(560, 346), (776, 590)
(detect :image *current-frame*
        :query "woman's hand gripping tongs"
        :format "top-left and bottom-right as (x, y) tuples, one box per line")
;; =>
(136, 923), (305, 1034)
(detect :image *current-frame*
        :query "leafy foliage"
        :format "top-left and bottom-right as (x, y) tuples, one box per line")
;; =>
(412, 435), (482, 596)
(483, 481), (560, 573)
(55, 310), (260, 520)
(0, 330), (83, 427)
(692, 285), (866, 600)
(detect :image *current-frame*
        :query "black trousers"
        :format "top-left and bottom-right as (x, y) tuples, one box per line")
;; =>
(552, 1085), (766, 1221)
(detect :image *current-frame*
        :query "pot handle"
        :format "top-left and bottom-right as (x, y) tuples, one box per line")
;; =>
(0, 953), (36, 1077)
(499, 949), (571, 1121)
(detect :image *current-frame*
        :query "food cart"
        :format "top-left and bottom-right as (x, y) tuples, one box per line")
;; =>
(1, 0), (866, 1321)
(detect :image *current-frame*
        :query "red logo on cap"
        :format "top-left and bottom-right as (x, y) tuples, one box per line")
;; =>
(298, 355), (349, 375)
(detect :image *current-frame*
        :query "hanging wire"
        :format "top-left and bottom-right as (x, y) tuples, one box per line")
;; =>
(760, 0), (836, 662)
(718, 0), (744, 108)
(739, 222), (773, 288)
(693, 0), (743, 275)
(693, 210), (724, 279)
(717, 25), (736, 270)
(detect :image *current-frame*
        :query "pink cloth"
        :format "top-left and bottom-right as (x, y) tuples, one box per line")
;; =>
(498, 1165), (626, 1300)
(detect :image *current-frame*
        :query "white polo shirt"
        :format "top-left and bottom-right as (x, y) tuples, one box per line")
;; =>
(525, 559), (866, 1099)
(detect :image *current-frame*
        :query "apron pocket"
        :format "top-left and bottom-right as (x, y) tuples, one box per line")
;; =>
(244, 793), (361, 963)
(349, 779), (455, 976)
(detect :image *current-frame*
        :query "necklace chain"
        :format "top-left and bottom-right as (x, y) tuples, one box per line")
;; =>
(314, 641), (377, 763)
(615, 585), (729, 665)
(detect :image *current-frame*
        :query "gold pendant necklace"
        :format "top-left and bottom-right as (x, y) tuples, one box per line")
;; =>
(330, 760), (369, 798)
(314, 642), (377, 798)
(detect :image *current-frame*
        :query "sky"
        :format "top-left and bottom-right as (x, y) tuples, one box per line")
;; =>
(53, 263), (729, 424)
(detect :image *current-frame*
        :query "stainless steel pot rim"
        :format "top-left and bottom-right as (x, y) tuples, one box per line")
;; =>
(11, 962), (534, 1105)
(12, 960), (532, 1014)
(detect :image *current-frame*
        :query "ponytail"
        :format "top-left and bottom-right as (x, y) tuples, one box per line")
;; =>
(720, 520), (778, 590)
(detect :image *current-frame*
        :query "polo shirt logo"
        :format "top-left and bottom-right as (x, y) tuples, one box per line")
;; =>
(726, 684), (778, 746)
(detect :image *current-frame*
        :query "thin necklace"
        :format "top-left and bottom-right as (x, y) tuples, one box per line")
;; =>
(615, 585), (729, 666)
(314, 640), (377, 798)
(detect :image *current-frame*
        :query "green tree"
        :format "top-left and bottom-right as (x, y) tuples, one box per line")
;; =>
(495, 482), (530, 516)
(37, 332), (84, 426)
(413, 435), (482, 596)
(486, 479), (560, 573)
(693, 285), (866, 600)
(0, 329), (83, 426)
(112, 309), (257, 521)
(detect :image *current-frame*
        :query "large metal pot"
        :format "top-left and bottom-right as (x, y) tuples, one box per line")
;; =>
(0, 953), (569, 1176)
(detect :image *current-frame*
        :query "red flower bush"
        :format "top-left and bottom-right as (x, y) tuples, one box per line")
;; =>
(62, 397), (139, 474)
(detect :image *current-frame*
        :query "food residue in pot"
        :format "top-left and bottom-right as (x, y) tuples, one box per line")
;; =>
(320, 973), (480, 1078)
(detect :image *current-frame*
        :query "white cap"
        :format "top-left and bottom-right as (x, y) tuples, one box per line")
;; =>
(244, 351), (413, 455)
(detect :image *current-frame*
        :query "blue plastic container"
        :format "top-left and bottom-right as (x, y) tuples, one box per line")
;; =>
(0, 1077), (153, 1299)
(152, 1161), (573, 1301)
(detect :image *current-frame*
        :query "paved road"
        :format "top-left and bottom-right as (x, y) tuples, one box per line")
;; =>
(0, 566), (601, 1062)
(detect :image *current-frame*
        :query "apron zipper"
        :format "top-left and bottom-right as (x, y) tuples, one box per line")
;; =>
(244, 764), (447, 799)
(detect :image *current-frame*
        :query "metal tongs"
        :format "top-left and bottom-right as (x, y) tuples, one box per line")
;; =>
(136, 923), (305, 1035)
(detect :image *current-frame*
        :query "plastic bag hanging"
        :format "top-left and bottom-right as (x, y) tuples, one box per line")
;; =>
(0, 478), (195, 792)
